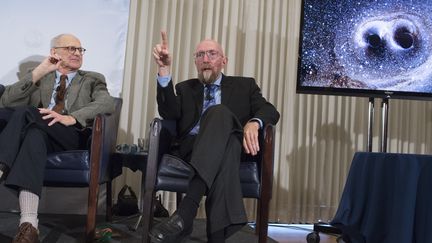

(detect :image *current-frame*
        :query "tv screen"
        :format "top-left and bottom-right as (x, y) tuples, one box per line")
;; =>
(296, 0), (432, 100)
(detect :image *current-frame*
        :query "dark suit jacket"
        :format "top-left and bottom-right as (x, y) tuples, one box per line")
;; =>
(157, 74), (280, 140)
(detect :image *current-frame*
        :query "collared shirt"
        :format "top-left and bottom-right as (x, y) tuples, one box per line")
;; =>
(48, 71), (76, 110)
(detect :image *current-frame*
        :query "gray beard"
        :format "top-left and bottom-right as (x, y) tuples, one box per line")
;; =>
(199, 70), (215, 84)
(203, 71), (212, 82)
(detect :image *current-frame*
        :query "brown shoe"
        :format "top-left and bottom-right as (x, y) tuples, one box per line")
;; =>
(12, 222), (40, 243)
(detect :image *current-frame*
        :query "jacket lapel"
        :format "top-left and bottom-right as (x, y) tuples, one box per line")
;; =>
(65, 71), (83, 110)
(40, 72), (56, 108)
(220, 74), (233, 105)
(192, 80), (204, 113)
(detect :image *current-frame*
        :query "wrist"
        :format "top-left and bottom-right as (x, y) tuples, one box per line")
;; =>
(158, 66), (170, 76)
(67, 115), (77, 126)
(31, 68), (44, 83)
(251, 120), (260, 125)
(248, 118), (263, 129)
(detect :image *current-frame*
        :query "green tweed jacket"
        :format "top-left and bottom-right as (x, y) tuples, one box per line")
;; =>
(0, 70), (115, 127)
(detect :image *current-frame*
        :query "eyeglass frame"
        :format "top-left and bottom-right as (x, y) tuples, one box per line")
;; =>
(194, 50), (221, 61)
(54, 46), (86, 55)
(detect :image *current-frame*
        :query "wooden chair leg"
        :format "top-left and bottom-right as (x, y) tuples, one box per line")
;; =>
(86, 181), (99, 243)
(141, 191), (156, 243)
(86, 145), (101, 243)
(255, 124), (275, 243)
(106, 181), (113, 222)
(256, 198), (270, 243)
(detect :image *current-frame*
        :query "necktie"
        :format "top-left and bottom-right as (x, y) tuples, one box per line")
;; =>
(203, 84), (217, 112)
(52, 74), (67, 114)
(190, 84), (218, 135)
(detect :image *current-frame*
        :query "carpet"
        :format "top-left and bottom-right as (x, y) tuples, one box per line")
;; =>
(0, 212), (277, 242)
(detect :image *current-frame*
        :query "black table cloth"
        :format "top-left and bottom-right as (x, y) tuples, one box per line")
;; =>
(331, 152), (432, 243)
(110, 151), (148, 178)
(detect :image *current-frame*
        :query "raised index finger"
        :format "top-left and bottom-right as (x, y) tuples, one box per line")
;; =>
(161, 31), (168, 48)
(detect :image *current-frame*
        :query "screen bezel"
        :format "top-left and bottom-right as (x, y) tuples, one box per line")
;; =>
(295, 0), (432, 101)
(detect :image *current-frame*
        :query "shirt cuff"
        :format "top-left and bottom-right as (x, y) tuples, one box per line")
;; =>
(157, 74), (171, 87)
(249, 118), (263, 129)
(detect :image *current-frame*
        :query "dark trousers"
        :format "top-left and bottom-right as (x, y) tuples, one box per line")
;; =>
(0, 106), (85, 197)
(179, 105), (247, 234)
(0, 107), (13, 131)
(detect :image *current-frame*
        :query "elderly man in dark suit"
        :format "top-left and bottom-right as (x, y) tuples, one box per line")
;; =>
(149, 31), (280, 243)
(0, 33), (114, 243)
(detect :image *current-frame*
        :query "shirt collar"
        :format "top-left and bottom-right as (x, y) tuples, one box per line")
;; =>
(55, 71), (77, 83)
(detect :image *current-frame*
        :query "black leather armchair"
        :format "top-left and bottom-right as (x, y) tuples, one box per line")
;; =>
(141, 118), (276, 243)
(43, 97), (122, 243)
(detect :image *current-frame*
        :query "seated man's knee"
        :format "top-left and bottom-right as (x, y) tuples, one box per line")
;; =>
(202, 105), (239, 127)
(204, 105), (231, 117)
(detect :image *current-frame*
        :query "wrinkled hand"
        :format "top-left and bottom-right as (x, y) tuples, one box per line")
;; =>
(243, 121), (260, 155)
(32, 55), (62, 83)
(152, 31), (171, 76)
(39, 108), (76, 127)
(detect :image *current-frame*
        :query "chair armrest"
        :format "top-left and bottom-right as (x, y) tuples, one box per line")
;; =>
(144, 118), (176, 191)
(89, 98), (122, 183)
(260, 124), (276, 199)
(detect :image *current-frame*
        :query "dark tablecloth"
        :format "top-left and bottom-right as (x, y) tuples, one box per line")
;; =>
(331, 152), (432, 243)
(110, 151), (148, 178)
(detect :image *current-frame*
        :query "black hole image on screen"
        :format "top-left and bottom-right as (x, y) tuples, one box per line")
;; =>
(297, 0), (432, 99)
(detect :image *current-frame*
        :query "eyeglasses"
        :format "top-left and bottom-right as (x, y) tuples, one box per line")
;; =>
(194, 50), (221, 60)
(54, 46), (86, 55)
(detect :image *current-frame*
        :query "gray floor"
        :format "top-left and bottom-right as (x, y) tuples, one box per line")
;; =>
(0, 212), (277, 243)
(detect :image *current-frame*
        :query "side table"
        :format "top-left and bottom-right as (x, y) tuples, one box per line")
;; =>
(111, 151), (148, 173)
(110, 150), (148, 230)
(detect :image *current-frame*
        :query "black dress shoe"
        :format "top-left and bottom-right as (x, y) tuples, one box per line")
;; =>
(0, 162), (10, 183)
(149, 212), (192, 243)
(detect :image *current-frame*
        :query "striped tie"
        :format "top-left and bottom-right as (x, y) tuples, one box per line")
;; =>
(189, 84), (218, 135)
(52, 74), (67, 114)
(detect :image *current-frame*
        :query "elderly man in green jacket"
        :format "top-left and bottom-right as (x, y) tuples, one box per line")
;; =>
(0, 33), (114, 243)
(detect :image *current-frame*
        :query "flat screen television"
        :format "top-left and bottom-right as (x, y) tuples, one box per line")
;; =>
(296, 0), (432, 100)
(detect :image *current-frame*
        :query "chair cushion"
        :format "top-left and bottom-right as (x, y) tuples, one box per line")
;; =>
(44, 150), (90, 186)
(46, 150), (90, 170)
(155, 154), (261, 198)
(156, 154), (191, 192)
(239, 160), (261, 198)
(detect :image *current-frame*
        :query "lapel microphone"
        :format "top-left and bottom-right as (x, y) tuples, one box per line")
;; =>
(205, 90), (213, 101)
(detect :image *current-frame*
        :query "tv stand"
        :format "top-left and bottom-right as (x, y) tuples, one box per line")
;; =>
(380, 97), (389, 152)
(306, 97), (390, 242)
